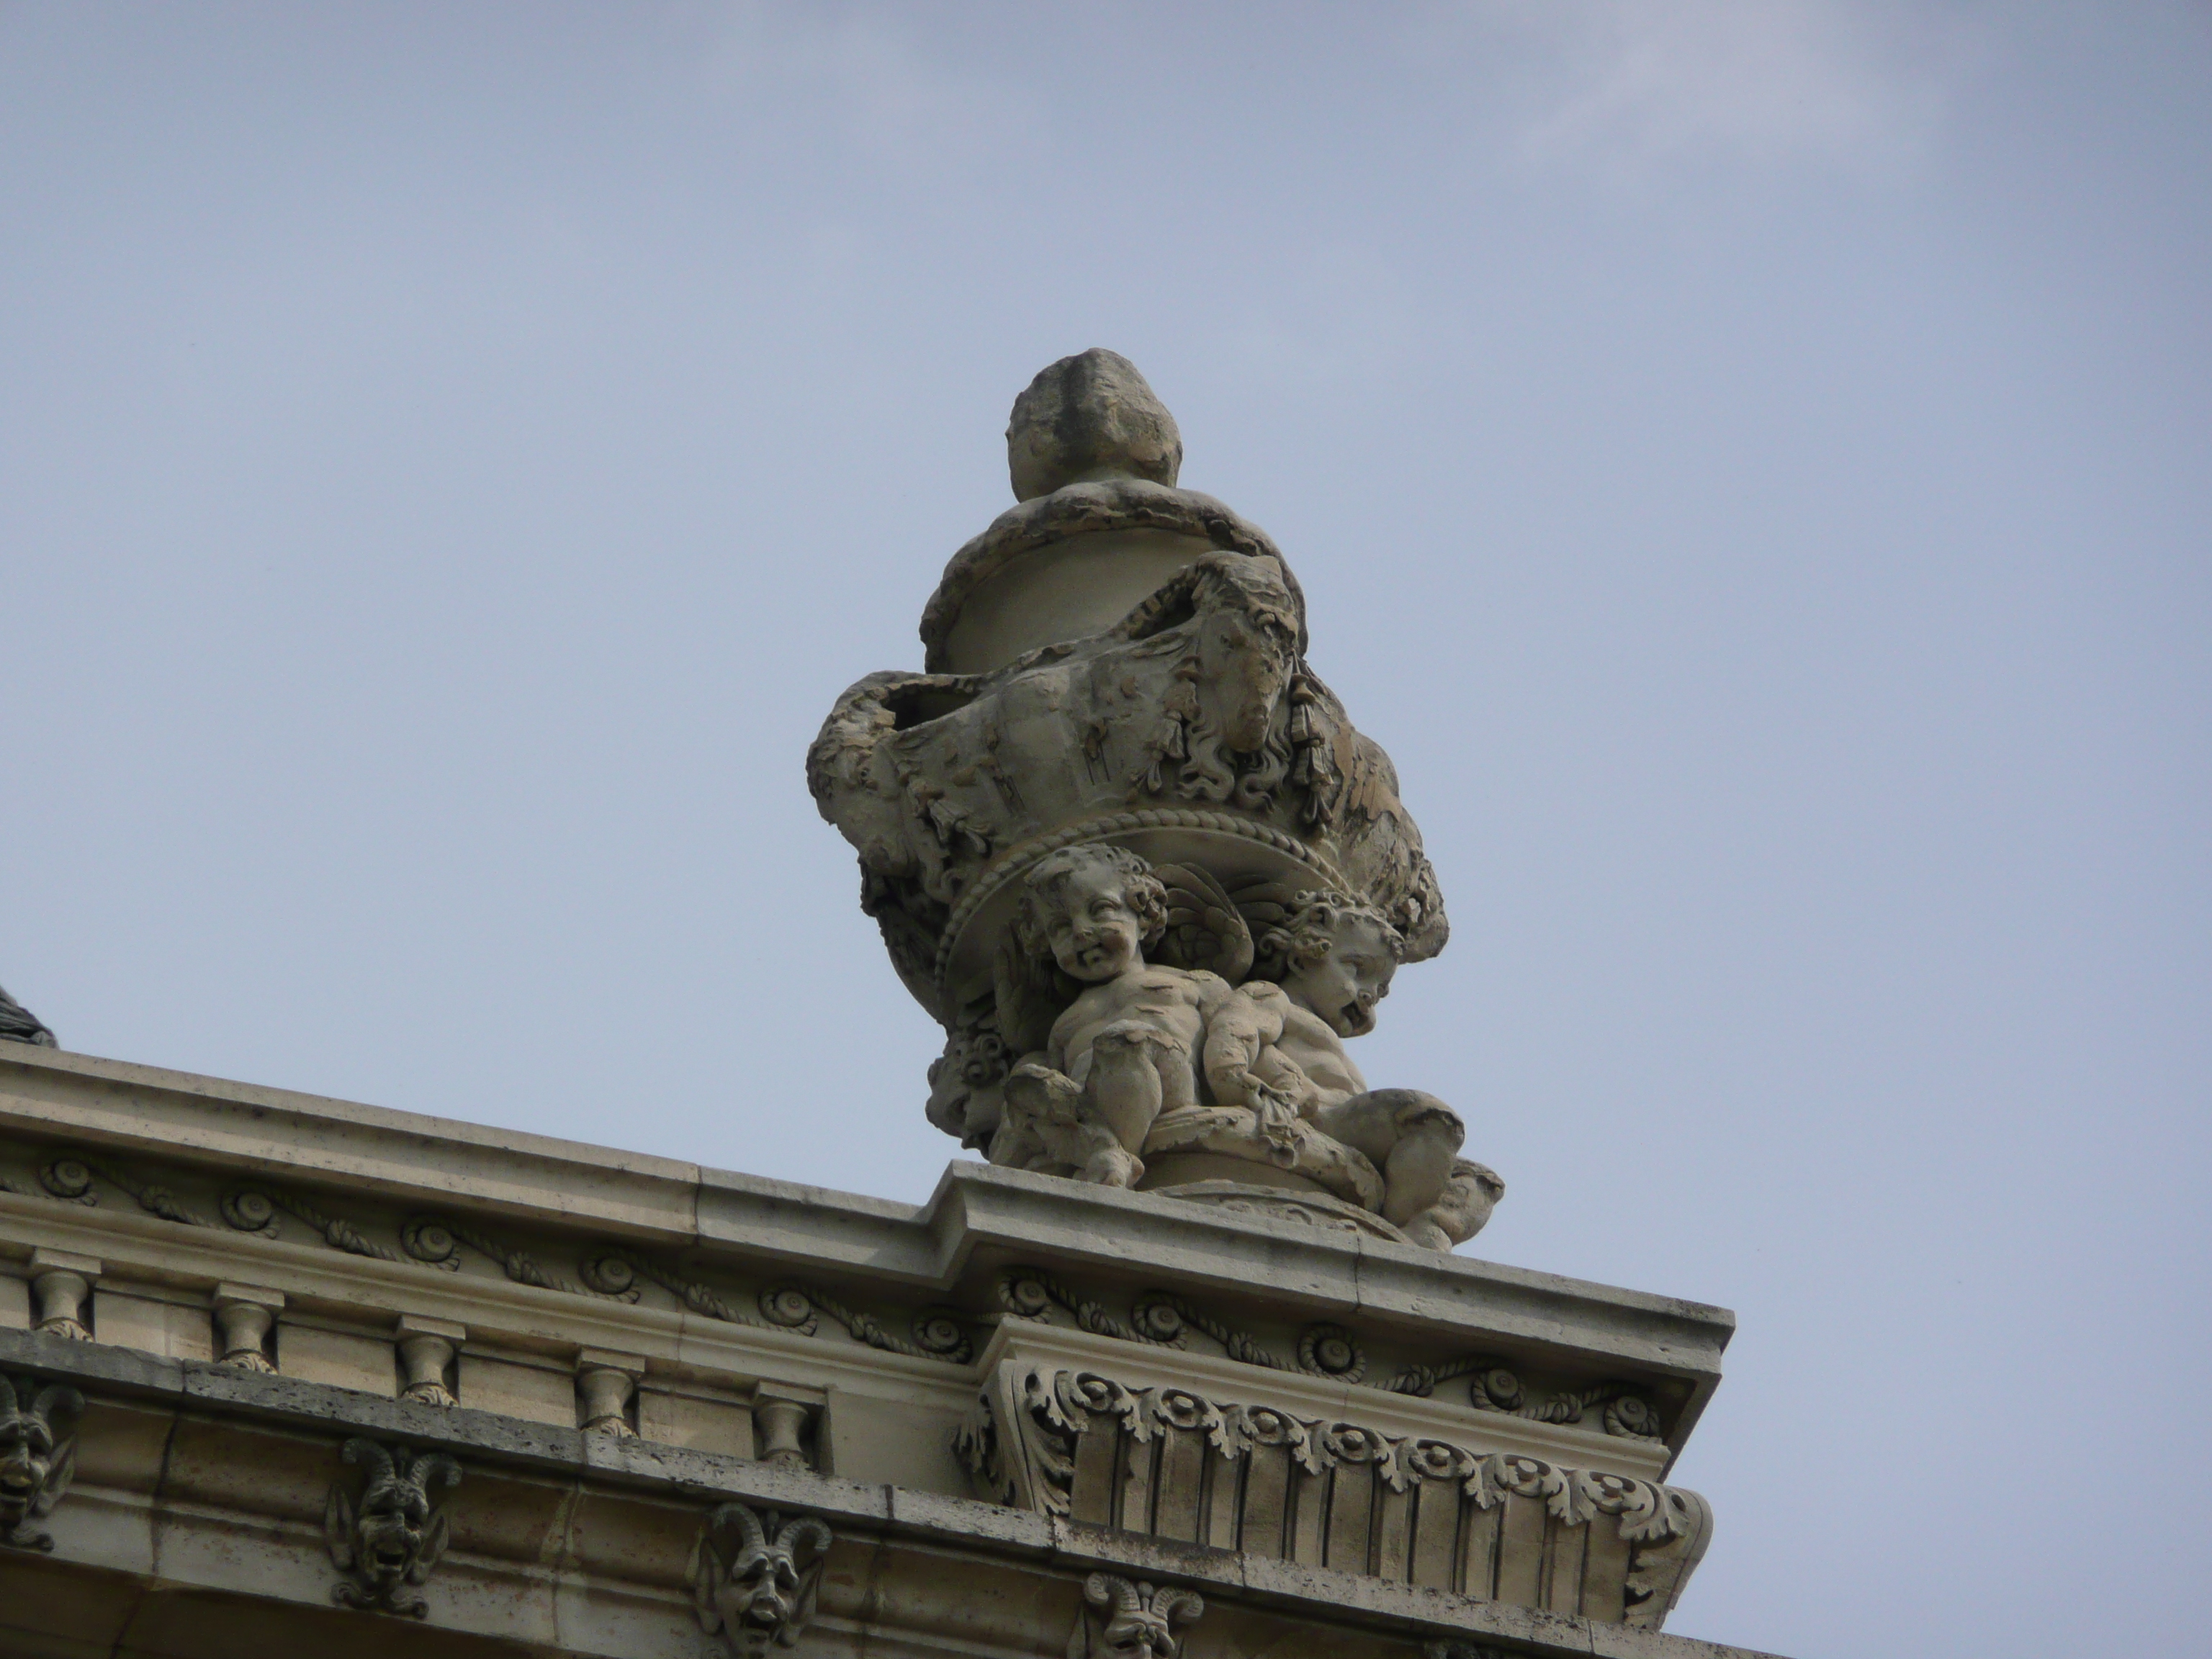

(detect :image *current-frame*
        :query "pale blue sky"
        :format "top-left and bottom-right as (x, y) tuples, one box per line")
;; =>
(5, 6), (2207, 1655)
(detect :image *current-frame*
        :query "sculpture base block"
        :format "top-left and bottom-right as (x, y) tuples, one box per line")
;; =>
(1148, 1173), (1416, 1243)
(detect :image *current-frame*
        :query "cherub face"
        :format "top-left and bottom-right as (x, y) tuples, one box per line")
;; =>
(1283, 914), (1397, 1037)
(1038, 864), (1146, 981)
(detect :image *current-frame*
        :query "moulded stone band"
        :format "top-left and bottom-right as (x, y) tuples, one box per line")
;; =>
(917, 478), (1303, 672)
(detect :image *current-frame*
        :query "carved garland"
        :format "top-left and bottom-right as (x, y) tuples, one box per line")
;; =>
(584, 1249), (974, 1365)
(1002, 1266), (1666, 1438)
(1388, 1357), (1665, 1442)
(400, 1213), (631, 1300)
(999, 1267), (1364, 1383)
(14, 1147), (975, 1368)
(39, 1154), (215, 1228)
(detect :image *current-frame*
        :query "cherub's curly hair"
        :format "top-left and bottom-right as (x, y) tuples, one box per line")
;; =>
(1252, 889), (1405, 982)
(1015, 845), (1169, 956)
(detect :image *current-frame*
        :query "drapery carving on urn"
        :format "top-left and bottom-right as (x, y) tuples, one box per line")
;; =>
(955, 1363), (1712, 1632)
(324, 1438), (462, 1617)
(690, 1501), (832, 1655)
(809, 352), (1495, 1251)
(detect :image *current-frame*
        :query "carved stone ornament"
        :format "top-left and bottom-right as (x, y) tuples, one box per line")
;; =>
(690, 1502), (832, 1655)
(0, 1373), (82, 1550)
(0, 983), (56, 1048)
(999, 1266), (1371, 1380)
(956, 1364), (1710, 1629)
(1069, 1573), (1205, 1659)
(811, 351), (1502, 1249)
(214, 1285), (282, 1373)
(324, 1437), (462, 1617)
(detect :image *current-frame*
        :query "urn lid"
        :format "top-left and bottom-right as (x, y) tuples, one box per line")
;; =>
(919, 350), (1304, 675)
(811, 351), (1448, 1032)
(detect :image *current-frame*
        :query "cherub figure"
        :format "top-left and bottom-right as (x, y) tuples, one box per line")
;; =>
(1226, 891), (1497, 1245)
(987, 850), (1501, 1248)
(991, 845), (1249, 1187)
(1399, 1156), (1506, 1251)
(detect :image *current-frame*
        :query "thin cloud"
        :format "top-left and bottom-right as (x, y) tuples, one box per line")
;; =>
(1443, 0), (1952, 178)
(693, 3), (1038, 179)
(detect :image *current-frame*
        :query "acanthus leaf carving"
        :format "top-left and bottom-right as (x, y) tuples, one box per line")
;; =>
(966, 1363), (1708, 1627)
(1622, 1486), (1715, 1627)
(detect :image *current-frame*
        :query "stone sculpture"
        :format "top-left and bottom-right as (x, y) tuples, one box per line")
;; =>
(691, 1502), (832, 1655)
(0, 984), (55, 1048)
(1069, 1574), (1205, 1659)
(0, 1373), (81, 1550)
(811, 350), (1498, 1249)
(324, 1437), (462, 1617)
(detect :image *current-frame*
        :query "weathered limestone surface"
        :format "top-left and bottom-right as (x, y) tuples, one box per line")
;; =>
(0, 1042), (1768, 1658)
(813, 352), (1508, 1256)
(0, 984), (57, 1049)
(0, 353), (1787, 1657)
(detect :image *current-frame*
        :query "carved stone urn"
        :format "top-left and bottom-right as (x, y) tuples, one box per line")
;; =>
(811, 351), (1488, 1246)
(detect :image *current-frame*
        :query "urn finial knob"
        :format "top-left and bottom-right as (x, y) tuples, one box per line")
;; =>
(1006, 348), (1183, 501)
